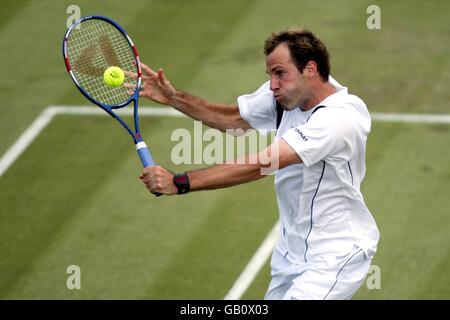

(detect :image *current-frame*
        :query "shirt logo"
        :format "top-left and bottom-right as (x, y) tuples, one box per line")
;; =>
(294, 128), (308, 141)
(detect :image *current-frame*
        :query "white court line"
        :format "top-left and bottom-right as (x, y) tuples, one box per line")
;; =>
(0, 106), (184, 179)
(1, 106), (449, 298)
(371, 112), (450, 124)
(0, 107), (58, 178)
(224, 221), (280, 300)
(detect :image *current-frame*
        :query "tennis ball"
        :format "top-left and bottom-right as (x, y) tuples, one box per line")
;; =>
(103, 66), (125, 87)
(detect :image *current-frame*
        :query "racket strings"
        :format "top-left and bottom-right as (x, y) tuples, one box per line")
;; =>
(67, 19), (137, 106)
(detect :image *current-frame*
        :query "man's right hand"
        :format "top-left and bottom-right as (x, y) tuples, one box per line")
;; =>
(125, 62), (176, 105)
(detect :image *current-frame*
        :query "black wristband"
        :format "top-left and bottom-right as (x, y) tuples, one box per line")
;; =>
(173, 172), (190, 194)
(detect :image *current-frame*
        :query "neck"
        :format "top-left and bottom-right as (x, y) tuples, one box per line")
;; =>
(302, 81), (337, 111)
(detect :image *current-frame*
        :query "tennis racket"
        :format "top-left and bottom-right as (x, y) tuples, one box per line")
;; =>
(62, 15), (161, 196)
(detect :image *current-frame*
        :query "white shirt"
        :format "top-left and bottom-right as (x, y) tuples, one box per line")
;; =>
(237, 77), (379, 264)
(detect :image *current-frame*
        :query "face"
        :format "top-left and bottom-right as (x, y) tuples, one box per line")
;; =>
(265, 43), (309, 110)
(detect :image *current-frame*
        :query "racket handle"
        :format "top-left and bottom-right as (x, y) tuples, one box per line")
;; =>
(136, 141), (156, 166)
(136, 141), (162, 197)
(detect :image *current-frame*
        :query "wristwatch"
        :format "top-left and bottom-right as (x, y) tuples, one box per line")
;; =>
(173, 172), (190, 194)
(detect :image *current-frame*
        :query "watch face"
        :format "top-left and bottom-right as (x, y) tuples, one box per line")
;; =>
(174, 173), (190, 194)
(174, 175), (188, 184)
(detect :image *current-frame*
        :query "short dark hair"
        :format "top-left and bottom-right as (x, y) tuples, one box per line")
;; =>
(264, 28), (330, 81)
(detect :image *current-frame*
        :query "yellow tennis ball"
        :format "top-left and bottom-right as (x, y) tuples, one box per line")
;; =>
(103, 66), (125, 87)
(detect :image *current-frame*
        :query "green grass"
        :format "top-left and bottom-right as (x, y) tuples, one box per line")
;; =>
(0, 0), (449, 299)
(356, 122), (450, 299)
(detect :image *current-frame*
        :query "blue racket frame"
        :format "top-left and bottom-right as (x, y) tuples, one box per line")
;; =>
(63, 15), (160, 195)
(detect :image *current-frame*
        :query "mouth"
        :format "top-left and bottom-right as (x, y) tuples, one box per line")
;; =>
(274, 96), (296, 111)
(274, 94), (282, 102)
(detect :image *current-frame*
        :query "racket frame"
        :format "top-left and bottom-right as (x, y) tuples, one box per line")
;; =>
(62, 15), (159, 182)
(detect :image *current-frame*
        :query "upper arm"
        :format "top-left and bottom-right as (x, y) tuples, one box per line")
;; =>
(249, 138), (302, 175)
(274, 138), (303, 169)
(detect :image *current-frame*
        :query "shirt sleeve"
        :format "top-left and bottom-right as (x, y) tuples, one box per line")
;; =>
(237, 81), (277, 131)
(281, 107), (355, 167)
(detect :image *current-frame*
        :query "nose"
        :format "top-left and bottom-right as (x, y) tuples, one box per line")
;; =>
(270, 76), (279, 92)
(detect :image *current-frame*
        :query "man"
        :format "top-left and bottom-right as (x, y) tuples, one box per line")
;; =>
(134, 28), (379, 300)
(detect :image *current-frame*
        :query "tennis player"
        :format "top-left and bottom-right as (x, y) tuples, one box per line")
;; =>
(138, 28), (379, 300)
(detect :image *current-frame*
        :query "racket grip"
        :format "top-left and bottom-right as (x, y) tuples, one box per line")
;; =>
(136, 142), (156, 167)
(136, 141), (162, 197)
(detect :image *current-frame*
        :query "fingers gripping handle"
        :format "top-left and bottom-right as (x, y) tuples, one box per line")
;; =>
(136, 142), (162, 197)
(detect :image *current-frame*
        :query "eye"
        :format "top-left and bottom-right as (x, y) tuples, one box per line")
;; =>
(275, 69), (286, 79)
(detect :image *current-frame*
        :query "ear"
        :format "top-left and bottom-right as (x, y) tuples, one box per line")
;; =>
(303, 61), (318, 79)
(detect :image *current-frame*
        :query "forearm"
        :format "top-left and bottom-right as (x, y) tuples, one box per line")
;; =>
(170, 90), (251, 132)
(187, 161), (266, 191)
(140, 139), (301, 195)
(137, 64), (250, 132)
